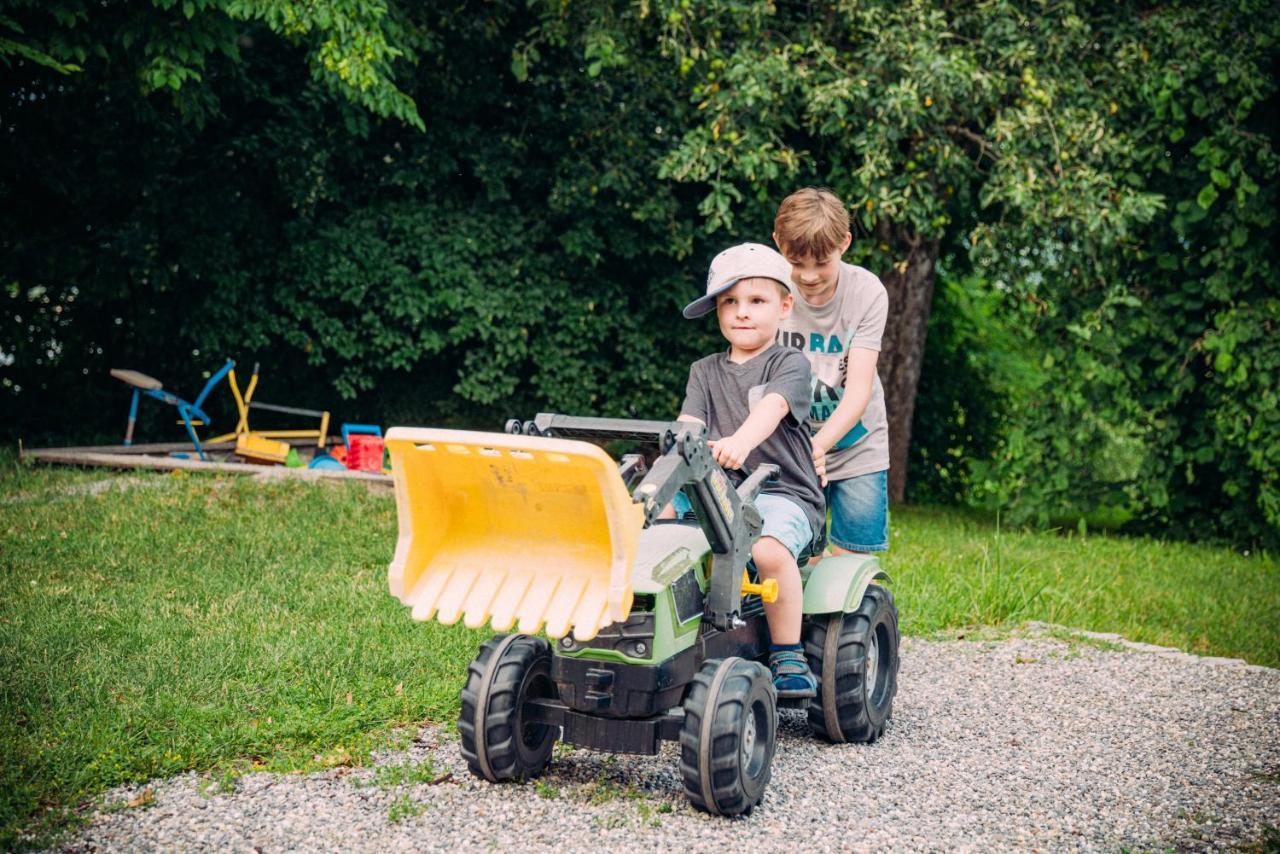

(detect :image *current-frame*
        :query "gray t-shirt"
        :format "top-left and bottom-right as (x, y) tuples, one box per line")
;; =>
(680, 344), (825, 539)
(776, 261), (890, 480)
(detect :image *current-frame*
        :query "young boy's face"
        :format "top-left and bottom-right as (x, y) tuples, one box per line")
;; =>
(716, 277), (793, 358)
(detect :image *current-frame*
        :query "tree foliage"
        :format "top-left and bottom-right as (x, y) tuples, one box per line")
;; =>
(956, 1), (1280, 546)
(1, 0), (706, 440)
(0, 0), (424, 126)
(639, 0), (1279, 547)
(1, 0), (1276, 548)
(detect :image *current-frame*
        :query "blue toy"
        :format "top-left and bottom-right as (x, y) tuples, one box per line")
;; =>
(308, 453), (346, 471)
(110, 360), (236, 461)
(341, 423), (383, 448)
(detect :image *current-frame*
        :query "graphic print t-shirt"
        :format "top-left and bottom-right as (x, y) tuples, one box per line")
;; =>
(776, 261), (890, 480)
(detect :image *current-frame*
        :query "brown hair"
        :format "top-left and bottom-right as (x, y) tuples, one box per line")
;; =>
(773, 187), (851, 259)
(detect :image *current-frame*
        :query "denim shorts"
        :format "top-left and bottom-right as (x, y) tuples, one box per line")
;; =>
(825, 468), (889, 552)
(671, 491), (814, 561)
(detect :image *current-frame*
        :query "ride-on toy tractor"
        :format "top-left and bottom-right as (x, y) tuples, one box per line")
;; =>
(386, 414), (899, 815)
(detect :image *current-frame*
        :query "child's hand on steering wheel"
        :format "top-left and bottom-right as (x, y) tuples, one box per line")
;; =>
(708, 434), (752, 470)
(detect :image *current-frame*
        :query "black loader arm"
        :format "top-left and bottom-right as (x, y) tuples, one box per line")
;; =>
(631, 425), (779, 631)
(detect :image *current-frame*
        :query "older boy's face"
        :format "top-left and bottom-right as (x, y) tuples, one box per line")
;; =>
(716, 277), (792, 358)
(781, 248), (843, 303)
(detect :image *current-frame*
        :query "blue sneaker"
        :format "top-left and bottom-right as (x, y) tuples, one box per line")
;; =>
(769, 649), (817, 699)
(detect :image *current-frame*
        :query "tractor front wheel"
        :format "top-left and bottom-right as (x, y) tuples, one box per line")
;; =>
(803, 584), (900, 743)
(458, 634), (557, 783)
(678, 657), (776, 816)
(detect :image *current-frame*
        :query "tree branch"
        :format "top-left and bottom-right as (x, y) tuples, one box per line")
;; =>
(944, 124), (999, 163)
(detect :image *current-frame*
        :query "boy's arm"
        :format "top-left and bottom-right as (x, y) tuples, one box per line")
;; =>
(712, 349), (810, 469)
(812, 279), (887, 466)
(709, 393), (790, 470)
(812, 347), (878, 455)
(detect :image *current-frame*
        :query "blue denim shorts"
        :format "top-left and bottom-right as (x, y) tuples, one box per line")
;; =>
(825, 468), (889, 552)
(671, 491), (814, 561)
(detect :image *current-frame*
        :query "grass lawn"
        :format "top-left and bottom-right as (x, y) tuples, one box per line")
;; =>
(2, 459), (1277, 846)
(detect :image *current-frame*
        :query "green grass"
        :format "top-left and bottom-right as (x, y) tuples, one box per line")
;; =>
(2, 458), (1277, 846)
(0, 460), (485, 848)
(366, 758), (441, 788)
(385, 793), (429, 823)
(882, 506), (1279, 663)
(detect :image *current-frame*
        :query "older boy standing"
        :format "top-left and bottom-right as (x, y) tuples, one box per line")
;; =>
(773, 187), (890, 556)
(674, 242), (825, 698)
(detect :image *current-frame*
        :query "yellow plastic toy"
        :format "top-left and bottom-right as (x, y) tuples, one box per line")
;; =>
(206, 361), (331, 449)
(385, 427), (644, 641)
(234, 432), (291, 464)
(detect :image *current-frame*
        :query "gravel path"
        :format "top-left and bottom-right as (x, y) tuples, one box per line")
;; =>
(57, 632), (1280, 852)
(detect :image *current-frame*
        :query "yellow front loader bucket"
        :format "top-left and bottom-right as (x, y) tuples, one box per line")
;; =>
(385, 428), (645, 641)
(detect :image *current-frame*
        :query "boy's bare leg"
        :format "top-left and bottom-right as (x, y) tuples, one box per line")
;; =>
(752, 535), (802, 645)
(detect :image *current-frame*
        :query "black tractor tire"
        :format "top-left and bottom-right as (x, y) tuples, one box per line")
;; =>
(803, 583), (900, 743)
(457, 633), (557, 783)
(678, 657), (776, 816)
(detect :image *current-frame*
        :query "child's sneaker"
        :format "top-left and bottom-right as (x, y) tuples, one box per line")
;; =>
(769, 647), (817, 699)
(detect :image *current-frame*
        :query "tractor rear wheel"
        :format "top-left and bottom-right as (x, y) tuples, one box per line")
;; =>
(803, 584), (899, 743)
(458, 633), (557, 782)
(678, 657), (776, 816)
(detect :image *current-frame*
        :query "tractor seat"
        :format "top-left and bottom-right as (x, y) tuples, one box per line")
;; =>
(109, 369), (163, 390)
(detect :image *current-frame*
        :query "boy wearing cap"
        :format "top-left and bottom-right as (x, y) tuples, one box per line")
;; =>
(773, 187), (890, 557)
(673, 242), (825, 698)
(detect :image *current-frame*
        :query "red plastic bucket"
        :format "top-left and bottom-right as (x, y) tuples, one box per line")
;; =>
(346, 434), (386, 472)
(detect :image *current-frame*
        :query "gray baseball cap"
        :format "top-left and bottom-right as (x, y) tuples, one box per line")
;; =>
(682, 242), (793, 319)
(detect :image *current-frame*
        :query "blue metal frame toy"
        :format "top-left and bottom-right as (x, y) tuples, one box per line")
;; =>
(110, 359), (236, 461)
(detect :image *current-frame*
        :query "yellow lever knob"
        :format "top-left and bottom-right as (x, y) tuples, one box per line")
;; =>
(741, 570), (779, 604)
